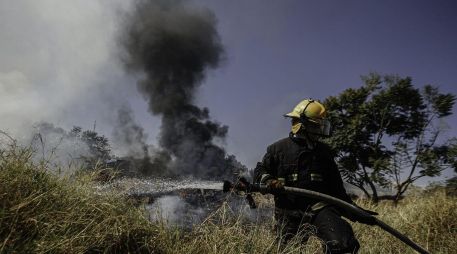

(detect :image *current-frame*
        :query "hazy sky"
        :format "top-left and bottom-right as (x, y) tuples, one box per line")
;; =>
(1, 0), (456, 182)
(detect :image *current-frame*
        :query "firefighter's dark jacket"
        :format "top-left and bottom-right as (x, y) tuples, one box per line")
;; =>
(254, 134), (353, 210)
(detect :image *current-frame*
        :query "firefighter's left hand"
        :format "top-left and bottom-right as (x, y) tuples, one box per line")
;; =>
(265, 179), (284, 191)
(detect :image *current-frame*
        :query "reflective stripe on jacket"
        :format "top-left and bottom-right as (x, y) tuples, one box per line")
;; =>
(253, 135), (353, 210)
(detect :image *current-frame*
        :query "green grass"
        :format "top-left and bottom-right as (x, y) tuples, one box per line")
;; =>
(1, 144), (456, 253)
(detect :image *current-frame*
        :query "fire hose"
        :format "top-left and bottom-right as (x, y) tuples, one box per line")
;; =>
(223, 178), (430, 254)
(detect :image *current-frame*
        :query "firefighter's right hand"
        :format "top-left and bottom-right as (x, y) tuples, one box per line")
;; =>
(265, 179), (284, 191)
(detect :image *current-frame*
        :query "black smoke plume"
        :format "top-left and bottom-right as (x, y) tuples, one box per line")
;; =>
(119, 0), (245, 179)
(112, 105), (170, 176)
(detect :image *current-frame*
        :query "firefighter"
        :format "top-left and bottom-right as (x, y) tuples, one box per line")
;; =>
(254, 99), (376, 253)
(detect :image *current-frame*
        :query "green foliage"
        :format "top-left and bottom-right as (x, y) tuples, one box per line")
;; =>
(324, 73), (456, 202)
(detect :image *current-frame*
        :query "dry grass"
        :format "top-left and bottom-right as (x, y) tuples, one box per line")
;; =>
(1, 143), (456, 253)
(154, 203), (324, 254)
(0, 145), (161, 253)
(353, 190), (457, 253)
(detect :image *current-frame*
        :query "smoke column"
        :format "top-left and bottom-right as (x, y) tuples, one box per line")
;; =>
(112, 105), (150, 159)
(120, 0), (244, 179)
(112, 105), (171, 176)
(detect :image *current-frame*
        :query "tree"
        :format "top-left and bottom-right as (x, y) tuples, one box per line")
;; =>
(324, 73), (456, 203)
(69, 126), (111, 164)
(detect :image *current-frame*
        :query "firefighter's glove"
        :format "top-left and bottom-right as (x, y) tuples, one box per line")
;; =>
(265, 179), (284, 193)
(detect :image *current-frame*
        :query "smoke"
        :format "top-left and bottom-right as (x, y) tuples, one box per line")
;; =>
(112, 105), (170, 176)
(28, 122), (93, 174)
(112, 105), (150, 158)
(119, 0), (245, 179)
(146, 190), (274, 229)
(148, 195), (206, 226)
(0, 1), (137, 141)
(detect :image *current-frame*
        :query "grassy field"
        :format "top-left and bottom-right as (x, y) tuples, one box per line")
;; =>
(1, 144), (456, 253)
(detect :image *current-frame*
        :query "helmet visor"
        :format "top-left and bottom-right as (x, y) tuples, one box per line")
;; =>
(321, 119), (331, 136)
(304, 119), (332, 136)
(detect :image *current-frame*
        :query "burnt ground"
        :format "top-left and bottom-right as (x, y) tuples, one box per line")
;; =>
(131, 188), (274, 229)
(95, 178), (274, 229)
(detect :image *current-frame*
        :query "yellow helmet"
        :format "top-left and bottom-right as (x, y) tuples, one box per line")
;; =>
(284, 99), (331, 136)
